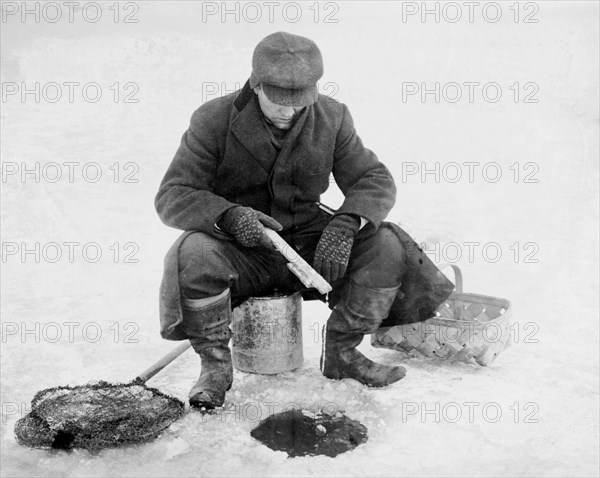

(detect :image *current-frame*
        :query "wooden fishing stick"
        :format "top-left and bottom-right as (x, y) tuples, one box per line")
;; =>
(264, 228), (332, 295)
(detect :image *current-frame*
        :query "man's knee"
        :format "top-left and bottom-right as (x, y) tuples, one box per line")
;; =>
(348, 223), (406, 287)
(179, 232), (229, 270)
(374, 223), (406, 271)
(178, 233), (236, 299)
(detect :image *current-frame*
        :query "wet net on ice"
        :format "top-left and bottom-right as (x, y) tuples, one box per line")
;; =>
(14, 380), (185, 451)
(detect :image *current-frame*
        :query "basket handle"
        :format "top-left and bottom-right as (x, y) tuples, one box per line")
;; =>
(438, 263), (463, 293)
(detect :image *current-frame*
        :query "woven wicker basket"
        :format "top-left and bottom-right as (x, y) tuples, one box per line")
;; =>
(371, 265), (512, 366)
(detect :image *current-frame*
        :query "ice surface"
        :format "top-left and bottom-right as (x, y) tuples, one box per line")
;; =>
(1, 1), (598, 476)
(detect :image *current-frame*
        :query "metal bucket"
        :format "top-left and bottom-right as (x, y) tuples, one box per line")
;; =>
(232, 292), (303, 375)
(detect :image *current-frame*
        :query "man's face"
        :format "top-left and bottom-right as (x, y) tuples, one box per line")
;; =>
(254, 86), (304, 130)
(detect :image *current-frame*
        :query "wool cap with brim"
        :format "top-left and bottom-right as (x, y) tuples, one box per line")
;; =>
(250, 31), (324, 107)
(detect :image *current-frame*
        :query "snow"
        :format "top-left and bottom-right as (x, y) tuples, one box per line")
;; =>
(1, 1), (598, 476)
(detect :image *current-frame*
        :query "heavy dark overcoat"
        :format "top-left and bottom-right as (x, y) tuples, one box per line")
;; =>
(155, 82), (453, 340)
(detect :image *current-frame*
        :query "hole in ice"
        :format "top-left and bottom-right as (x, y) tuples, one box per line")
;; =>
(250, 409), (368, 458)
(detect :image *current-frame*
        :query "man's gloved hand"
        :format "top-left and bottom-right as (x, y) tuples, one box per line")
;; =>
(313, 214), (361, 283)
(218, 206), (283, 248)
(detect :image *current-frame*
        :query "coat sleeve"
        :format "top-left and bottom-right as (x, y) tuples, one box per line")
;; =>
(154, 105), (237, 234)
(332, 104), (397, 229)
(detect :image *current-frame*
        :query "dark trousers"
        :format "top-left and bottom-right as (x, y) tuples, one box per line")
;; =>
(177, 212), (406, 309)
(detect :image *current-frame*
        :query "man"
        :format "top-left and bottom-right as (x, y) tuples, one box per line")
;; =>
(155, 32), (453, 410)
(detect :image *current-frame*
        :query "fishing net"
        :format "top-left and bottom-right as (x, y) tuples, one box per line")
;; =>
(14, 380), (185, 451)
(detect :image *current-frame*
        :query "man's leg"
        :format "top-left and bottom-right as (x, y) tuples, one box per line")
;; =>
(176, 232), (289, 409)
(320, 223), (408, 387)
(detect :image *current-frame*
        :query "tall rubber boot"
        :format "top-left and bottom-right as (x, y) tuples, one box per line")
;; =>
(320, 280), (406, 387)
(181, 289), (233, 410)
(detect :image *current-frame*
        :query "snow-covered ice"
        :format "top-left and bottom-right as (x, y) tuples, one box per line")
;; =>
(1, 1), (598, 476)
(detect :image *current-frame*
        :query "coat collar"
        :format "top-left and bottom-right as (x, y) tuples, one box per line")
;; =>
(231, 92), (277, 174)
(233, 80), (254, 111)
(231, 81), (310, 174)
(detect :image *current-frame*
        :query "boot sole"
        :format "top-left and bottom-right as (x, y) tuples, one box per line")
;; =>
(189, 382), (232, 410)
(322, 368), (406, 388)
